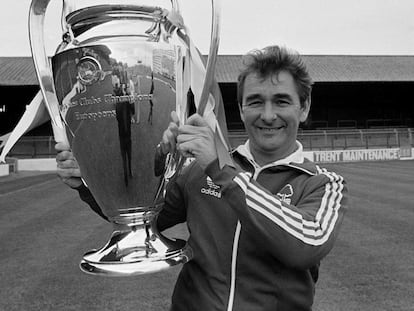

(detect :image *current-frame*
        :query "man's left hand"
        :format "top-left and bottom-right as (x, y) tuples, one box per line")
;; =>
(177, 114), (217, 170)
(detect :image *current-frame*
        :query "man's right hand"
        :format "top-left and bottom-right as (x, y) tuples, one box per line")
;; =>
(55, 142), (83, 189)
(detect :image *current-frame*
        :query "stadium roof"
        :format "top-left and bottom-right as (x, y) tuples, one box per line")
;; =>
(216, 55), (414, 83)
(0, 57), (38, 86)
(1, 55), (414, 86)
(306, 55), (414, 82)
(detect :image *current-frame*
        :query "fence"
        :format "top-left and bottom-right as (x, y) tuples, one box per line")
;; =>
(1, 128), (413, 159)
(229, 128), (413, 151)
(298, 128), (412, 150)
(3, 136), (56, 159)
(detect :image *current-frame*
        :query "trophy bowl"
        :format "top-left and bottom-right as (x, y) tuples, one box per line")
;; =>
(29, 0), (221, 276)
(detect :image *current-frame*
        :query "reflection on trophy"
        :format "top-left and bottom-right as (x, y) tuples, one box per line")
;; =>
(29, 0), (223, 276)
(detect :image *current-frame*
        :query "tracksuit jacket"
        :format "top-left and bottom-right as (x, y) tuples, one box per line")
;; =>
(78, 141), (348, 311)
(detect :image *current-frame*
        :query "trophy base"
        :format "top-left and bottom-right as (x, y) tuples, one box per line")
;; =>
(79, 225), (192, 276)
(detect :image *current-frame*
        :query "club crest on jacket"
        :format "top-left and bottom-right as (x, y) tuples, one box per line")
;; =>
(277, 184), (294, 205)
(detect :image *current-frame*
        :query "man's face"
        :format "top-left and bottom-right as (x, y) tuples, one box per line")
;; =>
(240, 71), (310, 164)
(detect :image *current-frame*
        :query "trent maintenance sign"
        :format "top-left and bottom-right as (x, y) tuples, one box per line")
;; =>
(313, 148), (411, 163)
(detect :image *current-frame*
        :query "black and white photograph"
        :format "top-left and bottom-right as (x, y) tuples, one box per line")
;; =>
(0, 1), (413, 310)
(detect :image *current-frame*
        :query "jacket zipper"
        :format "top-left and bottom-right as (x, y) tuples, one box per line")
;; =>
(226, 221), (241, 311)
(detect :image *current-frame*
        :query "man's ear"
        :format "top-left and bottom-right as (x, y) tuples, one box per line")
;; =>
(300, 98), (311, 123)
(238, 104), (245, 123)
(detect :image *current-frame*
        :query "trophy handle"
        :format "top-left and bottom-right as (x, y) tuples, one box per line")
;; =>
(171, 0), (220, 117)
(196, 0), (221, 116)
(29, 0), (68, 145)
(160, 0), (222, 165)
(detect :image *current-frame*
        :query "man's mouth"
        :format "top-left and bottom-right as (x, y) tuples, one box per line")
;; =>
(257, 126), (284, 132)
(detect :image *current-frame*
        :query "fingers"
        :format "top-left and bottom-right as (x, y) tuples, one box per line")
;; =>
(176, 140), (195, 158)
(56, 150), (75, 162)
(178, 114), (210, 137)
(185, 113), (208, 127)
(159, 112), (209, 156)
(161, 121), (179, 154)
(171, 111), (179, 125)
(56, 148), (80, 176)
(56, 168), (83, 188)
(177, 132), (203, 148)
(176, 133), (210, 159)
(56, 158), (82, 188)
(55, 142), (75, 163)
(55, 142), (70, 152)
(160, 111), (180, 154)
(56, 166), (81, 178)
(57, 157), (79, 169)
(176, 124), (218, 169)
(178, 122), (210, 138)
(176, 115), (215, 163)
(55, 144), (83, 188)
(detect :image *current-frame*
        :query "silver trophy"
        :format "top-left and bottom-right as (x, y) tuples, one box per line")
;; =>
(29, 0), (222, 276)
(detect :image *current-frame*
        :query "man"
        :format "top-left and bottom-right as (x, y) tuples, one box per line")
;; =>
(57, 45), (347, 310)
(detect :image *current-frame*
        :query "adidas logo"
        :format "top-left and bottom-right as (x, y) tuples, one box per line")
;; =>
(206, 177), (220, 190)
(201, 177), (222, 198)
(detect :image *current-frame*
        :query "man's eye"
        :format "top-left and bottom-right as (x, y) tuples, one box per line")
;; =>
(276, 100), (290, 106)
(247, 101), (262, 107)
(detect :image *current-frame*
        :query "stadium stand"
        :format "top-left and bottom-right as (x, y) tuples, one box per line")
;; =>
(1, 55), (413, 158)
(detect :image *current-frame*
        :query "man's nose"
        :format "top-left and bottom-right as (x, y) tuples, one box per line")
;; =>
(260, 102), (277, 122)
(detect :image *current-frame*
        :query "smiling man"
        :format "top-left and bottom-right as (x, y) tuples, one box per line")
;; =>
(239, 69), (310, 165)
(158, 45), (348, 311)
(57, 45), (348, 311)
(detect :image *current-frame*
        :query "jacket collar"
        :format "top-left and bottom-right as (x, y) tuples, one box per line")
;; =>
(234, 140), (304, 166)
(233, 140), (317, 175)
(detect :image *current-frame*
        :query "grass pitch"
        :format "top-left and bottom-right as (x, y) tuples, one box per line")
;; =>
(313, 160), (414, 311)
(0, 160), (413, 310)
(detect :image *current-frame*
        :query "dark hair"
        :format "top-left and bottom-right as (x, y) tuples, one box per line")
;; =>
(237, 45), (313, 108)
